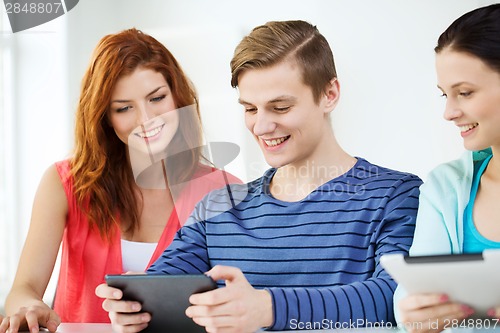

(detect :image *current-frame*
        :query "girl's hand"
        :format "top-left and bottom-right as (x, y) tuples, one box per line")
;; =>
(398, 293), (474, 333)
(1, 302), (60, 333)
(488, 306), (500, 319)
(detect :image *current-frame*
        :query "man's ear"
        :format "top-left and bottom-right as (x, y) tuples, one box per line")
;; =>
(323, 78), (340, 113)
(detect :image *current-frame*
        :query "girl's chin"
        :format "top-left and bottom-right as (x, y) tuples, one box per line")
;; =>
(463, 142), (489, 152)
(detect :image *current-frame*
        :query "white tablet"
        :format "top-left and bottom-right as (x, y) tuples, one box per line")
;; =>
(381, 249), (500, 317)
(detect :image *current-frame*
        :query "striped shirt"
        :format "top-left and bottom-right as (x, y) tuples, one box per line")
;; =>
(148, 157), (422, 330)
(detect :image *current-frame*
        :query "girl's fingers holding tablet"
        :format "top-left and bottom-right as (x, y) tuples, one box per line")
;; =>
(399, 293), (449, 311)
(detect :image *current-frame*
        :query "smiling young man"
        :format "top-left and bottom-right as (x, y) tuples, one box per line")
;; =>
(96, 20), (422, 333)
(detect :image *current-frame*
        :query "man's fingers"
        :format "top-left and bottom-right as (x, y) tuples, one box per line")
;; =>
(189, 285), (240, 306)
(186, 300), (240, 318)
(96, 283), (123, 300)
(108, 312), (151, 333)
(102, 299), (142, 313)
(109, 311), (151, 327)
(205, 265), (244, 282)
(191, 314), (233, 330)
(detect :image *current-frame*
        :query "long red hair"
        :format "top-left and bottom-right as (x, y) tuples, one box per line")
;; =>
(71, 28), (203, 240)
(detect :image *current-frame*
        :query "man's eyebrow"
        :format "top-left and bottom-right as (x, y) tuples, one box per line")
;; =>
(238, 98), (251, 105)
(238, 95), (297, 105)
(268, 95), (297, 103)
(111, 86), (166, 104)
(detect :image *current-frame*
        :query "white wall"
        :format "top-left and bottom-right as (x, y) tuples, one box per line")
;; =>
(2, 0), (498, 307)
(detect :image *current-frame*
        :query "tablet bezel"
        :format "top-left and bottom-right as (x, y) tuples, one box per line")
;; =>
(105, 274), (217, 333)
(381, 249), (500, 318)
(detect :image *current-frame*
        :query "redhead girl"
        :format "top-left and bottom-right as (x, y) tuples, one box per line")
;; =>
(1, 28), (239, 333)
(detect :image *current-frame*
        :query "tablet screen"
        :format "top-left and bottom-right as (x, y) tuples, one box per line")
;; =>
(106, 274), (217, 333)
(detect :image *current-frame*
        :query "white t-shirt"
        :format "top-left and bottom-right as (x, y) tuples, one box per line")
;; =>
(121, 239), (158, 272)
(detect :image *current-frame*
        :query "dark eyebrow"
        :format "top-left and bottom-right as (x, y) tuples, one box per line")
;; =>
(238, 95), (297, 105)
(269, 95), (297, 104)
(111, 86), (166, 104)
(238, 98), (251, 105)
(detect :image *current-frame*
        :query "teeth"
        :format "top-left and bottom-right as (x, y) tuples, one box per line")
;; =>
(459, 123), (478, 132)
(264, 136), (288, 147)
(136, 126), (162, 138)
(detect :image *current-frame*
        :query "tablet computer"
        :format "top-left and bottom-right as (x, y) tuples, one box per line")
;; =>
(105, 274), (217, 333)
(380, 249), (500, 318)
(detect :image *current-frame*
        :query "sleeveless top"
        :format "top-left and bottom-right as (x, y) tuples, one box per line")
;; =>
(53, 159), (240, 322)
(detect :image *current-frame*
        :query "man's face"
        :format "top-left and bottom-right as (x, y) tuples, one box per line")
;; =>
(238, 60), (336, 169)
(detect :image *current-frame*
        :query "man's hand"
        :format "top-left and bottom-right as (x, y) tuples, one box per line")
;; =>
(186, 265), (273, 333)
(95, 283), (151, 333)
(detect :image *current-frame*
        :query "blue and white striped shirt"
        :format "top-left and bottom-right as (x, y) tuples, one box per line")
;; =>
(148, 157), (422, 330)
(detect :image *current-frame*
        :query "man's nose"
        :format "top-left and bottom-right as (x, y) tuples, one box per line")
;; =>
(252, 110), (276, 136)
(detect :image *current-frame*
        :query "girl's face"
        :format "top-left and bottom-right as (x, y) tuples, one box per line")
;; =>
(108, 67), (180, 159)
(436, 49), (500, 151)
